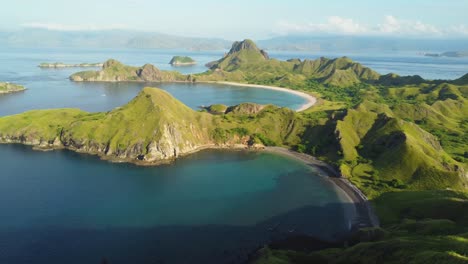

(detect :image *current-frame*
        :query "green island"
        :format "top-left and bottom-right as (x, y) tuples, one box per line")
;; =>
(0, 82), (26, 94)
(2, 39), (468, 263)
(39, 62), (104, 68)
(169, 56), (197, 66)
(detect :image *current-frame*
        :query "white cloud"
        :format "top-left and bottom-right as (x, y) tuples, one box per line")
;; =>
(277, 16), (367, 35)
(21, 22), (129, 31)
(277, 16), (467, 37)
(377, 16), (440, 35)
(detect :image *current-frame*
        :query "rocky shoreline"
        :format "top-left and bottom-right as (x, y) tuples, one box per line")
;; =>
(0, 133), (378, 231)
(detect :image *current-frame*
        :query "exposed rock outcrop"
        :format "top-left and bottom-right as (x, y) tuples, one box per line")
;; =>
(0, 82), (26, 94)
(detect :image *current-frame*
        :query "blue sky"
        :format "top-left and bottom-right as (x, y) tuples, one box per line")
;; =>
(2, 0), (468, 39)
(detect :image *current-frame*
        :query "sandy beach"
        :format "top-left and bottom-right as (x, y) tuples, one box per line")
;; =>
(208, 81), (317, 112)
(264, 146), (380, 230)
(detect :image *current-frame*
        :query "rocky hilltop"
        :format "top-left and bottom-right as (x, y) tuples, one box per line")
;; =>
(169, 56), (196, 66)
(207, 39), (270, 71)
(0, 82), (26, 94)
(39, 62), (103, 68)
(70, 59), (190, 82)
(0, 88), (272, 164)
(0, 87), (465, 191)
(70, 39), (458, 88)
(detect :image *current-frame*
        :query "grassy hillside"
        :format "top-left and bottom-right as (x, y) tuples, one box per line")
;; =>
(197, 43), (381, 88)
(0, 87), (305, 163)
(10, 39), (468, 263)
(70, 59), (187, 82)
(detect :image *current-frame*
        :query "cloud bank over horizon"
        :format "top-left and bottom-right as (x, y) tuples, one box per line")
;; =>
(276, 16), (468, 38)
(19, 16), (468, 40)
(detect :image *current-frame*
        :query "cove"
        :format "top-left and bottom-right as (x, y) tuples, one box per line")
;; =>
(0, 144), (354, 264)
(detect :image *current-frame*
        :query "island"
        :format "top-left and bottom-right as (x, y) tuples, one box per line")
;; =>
(424, 51), (468, 58)
(0, 82), (26, 94)
(3, 39), (468, 263)
(39, 62), (104, 68)
(169, 56), (197, 66)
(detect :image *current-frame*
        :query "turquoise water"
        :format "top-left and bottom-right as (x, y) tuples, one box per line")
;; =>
(0, 48), (307, 116)
(1, 47), (464, 263)
(0, 145), (351, 264)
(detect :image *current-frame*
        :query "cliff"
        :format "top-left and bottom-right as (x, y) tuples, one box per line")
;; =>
(0, 82), (26, 94)
(208, 39), (270, 71)
(0, 88), (465, 193)
(0, 88), (278, 164)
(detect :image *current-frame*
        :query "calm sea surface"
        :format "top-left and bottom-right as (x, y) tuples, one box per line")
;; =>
(0, 47), (465, 263)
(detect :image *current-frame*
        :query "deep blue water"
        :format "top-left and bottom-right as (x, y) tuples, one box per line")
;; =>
(0, 145), (352, 264)
(0, 47), (466, 263)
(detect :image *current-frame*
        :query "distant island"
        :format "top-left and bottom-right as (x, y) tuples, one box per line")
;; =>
(424, 51), (468, 58)
(3, 39), (467, 263)
(0, 82), (26, 94)
(169, 56), (196, 66)
(39, 62), (104, 68)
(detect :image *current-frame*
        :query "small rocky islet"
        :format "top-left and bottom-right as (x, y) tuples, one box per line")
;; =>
(39, 62), (103, 68)
(169, 56), (197, 66)
(0, 82), (26, 94)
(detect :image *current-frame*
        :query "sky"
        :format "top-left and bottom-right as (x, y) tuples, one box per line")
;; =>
(2, 0), (468, 39)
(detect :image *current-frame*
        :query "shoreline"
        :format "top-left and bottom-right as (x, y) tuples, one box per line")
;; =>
(264, 146), (380, 230)
(69, 79), (317, 112)
(207, 81), (317, 112)
(2, 139), (378, 230)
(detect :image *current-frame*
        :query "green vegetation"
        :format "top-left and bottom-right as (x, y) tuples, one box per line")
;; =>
(70, 59), (187, 82)
(6, 39), (468, 263)
(204, 104), (228, 114)
(169, 56), (196, 65)
(0, 82), (26, 94)
(252, 190), (468, 264)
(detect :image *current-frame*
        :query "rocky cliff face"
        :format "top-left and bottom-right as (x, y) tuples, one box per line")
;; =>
(0, 88), (265, 165)
(208, 39), (270, 71)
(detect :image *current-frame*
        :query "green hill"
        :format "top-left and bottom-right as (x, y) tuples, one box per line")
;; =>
(208, 39), (269, 71)
(198, 43), (380, 87)
(169, 56), (196, 65)
(0, 87), (303, 163)
(251, 190), (468, 264)
(70, 59), (188, 82)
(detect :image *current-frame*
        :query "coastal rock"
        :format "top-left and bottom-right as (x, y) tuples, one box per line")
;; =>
(0, 82), (26, 94)
(137, 64), (162, 81)
(225, 103), (265, 115)
(70, 59), (186, 82)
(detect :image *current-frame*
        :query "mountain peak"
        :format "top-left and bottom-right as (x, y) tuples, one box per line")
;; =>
(229, 39), (260, 53)
(209, 39), (269, 71)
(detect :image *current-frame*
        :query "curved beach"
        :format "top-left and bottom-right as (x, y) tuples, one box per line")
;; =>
(211, 81), (317, 112)
(264, 146), (380, 230)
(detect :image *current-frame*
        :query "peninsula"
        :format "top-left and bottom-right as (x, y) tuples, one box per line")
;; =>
(39, 62), (104, 68)
(169, 56), (197, 66)
(0, 82), (26, 94)
(4, 39), (468, 263)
